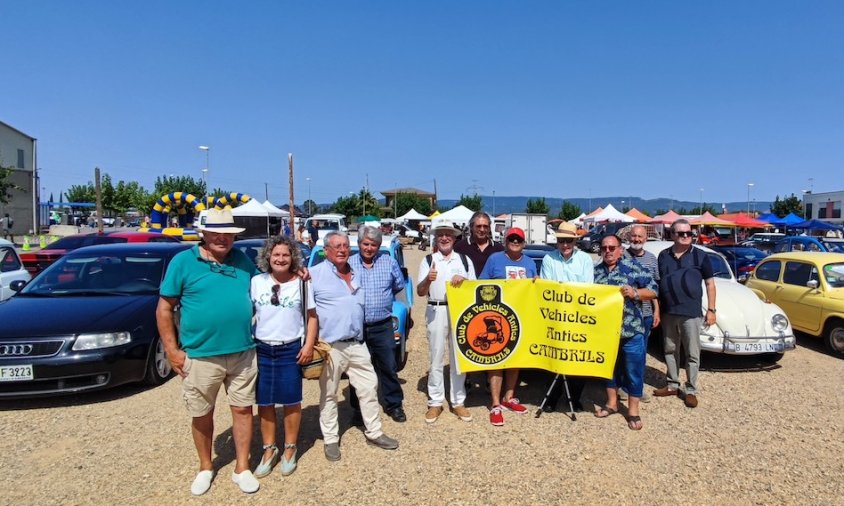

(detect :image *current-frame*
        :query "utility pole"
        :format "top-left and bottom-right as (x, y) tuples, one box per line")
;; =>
(363, 173), (369, 217)
(265, 182), (269, 201)
(288, 154), (295, 236)
(94, 167), (103, 232)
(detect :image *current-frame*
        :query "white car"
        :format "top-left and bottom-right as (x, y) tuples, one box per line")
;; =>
(0, 239), (31, 301)
(643, 241), (795, 362)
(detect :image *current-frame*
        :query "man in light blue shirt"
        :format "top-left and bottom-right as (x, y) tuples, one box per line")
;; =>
(311, 231), (398, 461)
(539, 222), (594, 413)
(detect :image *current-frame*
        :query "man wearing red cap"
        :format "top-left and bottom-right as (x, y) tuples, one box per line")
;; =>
(478, 227), (537, 426)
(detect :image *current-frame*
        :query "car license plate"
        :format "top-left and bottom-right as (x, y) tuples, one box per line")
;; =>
(0, 365), (34, 381)
(729, 341), (783, 353)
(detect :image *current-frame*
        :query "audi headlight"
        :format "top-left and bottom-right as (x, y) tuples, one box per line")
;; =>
(72, 332), (132, 351)
(771, 314), (789, 332)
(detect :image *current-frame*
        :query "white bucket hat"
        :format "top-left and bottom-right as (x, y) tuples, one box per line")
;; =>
(431, 221), (462, 236)
(198, 208), (245, 234)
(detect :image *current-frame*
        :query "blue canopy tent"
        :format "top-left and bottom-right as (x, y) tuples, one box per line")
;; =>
(791, 219), (844, 231)
(780, 213), (805, 227)
(757, 212), (781, 224)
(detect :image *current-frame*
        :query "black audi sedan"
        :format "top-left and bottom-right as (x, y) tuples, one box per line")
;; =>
(0, 242), (191, 398)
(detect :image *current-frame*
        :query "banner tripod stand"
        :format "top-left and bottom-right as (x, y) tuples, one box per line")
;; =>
(535, 373), (577, 421)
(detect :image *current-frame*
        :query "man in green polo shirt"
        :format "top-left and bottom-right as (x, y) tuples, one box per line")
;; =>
(156, 208), (260, 496)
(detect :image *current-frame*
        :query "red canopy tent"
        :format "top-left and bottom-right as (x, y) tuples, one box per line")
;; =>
(718, 212), (773, 228)
(648, 210), (683, 224)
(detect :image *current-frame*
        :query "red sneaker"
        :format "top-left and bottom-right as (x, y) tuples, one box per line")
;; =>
(501, 397), (528, 414)
(489, 406), (504, 426)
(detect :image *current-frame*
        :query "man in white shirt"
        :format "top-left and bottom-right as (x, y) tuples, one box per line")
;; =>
(416, 221), (476, 424)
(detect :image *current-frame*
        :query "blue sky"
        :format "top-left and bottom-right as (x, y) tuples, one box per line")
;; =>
(2, 1), (842, 207)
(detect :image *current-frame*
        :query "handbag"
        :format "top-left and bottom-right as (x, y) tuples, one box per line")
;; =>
(299, 278), (331, 379)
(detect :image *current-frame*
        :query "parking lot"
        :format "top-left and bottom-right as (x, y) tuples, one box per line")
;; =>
(1, 245), (843, 504)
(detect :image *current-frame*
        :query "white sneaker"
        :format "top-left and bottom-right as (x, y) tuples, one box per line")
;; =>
(231, 469), (260, 494)
(190, 470), (214, 496)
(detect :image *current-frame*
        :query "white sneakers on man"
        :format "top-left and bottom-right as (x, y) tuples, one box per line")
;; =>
(190, 470), (214, 496)
(231, 469), (260, 493)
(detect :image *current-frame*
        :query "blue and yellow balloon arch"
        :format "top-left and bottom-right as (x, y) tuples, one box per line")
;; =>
(143, 192), (252, 240)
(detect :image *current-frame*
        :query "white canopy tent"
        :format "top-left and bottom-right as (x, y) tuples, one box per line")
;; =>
(569, 212), (587, 226)
(432, 205), (474, 227)
(261, 200), (289, 217)
(583, 204), (635, 224)
(397, 208), (429, 221)
(230, 199), (281, 237)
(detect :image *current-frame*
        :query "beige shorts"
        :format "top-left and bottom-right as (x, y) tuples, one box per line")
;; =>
(181, 348), (257, 417)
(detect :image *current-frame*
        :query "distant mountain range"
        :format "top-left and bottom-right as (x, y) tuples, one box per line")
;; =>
(435, 196), (771, 216)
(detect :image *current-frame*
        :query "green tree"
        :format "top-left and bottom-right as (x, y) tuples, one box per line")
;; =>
(65, 183), (96, 203)
(302, 199), (317, 216)
(101, 174), (116, 211)
(330, 188), (380, 219)
(394, 193), (432, 217)
(455, 193), (482, 211)
(330, 195), (358, 217)
(557, 201), (582, 221)
(688, 204), (718, 215)
(113, 180), (150, 213)
(770, 194), (804, 218)
(525, 197), (549, 214)
(144, 175), (207, 212)
(0, 154), (24, 204)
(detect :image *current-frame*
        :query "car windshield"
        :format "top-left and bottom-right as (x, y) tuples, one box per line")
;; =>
(821, 241), (844, 253)
(44, 235), (126, 250)
(823, 263), (844, 288)
(22, 253), (166, 295)
(706, 253), (733, 280)
(729, 248), (767, 260)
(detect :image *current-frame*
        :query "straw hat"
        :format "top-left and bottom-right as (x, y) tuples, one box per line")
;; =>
(555, 222), (578, 238)
(198, 208), (245, 234)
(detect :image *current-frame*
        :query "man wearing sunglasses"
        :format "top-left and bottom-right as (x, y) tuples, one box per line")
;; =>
(157, 208), (261, 495)
(455, 211), (504, 274)
(538, 221), (595, 412)
(479, 227), (537, 426)
(593, 234), (657, 430)
(655, 219), (716, 408)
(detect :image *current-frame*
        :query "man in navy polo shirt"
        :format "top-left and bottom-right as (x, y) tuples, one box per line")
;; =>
(655, 219), (717, 408)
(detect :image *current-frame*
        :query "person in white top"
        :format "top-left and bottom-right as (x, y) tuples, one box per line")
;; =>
(416, 221), (476, 424)
(250, 236), (318, 479)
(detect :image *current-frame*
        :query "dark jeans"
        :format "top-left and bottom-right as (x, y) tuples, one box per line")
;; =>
(350, 317), (403, 412)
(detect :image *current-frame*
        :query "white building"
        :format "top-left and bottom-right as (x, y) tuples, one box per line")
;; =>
(803, 190), (844, 226)
(0, 120), (38, 236)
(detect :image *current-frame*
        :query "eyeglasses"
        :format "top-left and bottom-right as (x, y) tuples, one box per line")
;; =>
(556, 238), (575, 244)
(675, 231), (693, 238)
(601, 245), (618, 252)
(507, 237), (524, 244)
(209, 262), (237, 278)
(435, 232), (454, 238)
(271, 284), (280, 306)
(474, 224), (490, 229)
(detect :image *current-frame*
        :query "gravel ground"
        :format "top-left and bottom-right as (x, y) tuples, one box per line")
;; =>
(2, 246), (843, 505)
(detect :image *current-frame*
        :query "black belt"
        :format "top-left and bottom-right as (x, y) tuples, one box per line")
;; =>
(337, 336), (364, 343)
(365, 316), (392, 327)
(427, 300), (447, 306)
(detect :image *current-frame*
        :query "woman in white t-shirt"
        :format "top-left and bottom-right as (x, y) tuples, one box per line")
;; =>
(251, 236), (318, 479)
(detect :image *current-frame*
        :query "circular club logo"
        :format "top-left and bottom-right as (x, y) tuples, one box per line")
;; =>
(455, 285), (520, 366)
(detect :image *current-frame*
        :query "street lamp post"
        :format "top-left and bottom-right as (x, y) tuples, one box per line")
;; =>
(198, 145), (210, 191)
(699, 188), (704, 214)
(492, 190), (496, 217)
(306, 177), (312, 216)
(747, 182), (754, 214)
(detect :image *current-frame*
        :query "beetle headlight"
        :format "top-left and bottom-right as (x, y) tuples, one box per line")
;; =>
(72, 332), (132, 350)
(771, 314), (789, 332)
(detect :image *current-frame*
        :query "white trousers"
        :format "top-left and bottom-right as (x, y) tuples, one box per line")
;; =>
(319, 340), (382, 444)
(425, 305), (467, 407)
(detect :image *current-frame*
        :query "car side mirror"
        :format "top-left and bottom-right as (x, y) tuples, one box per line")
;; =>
(807, 279), (819, 289)
(10, 279), (27, 292)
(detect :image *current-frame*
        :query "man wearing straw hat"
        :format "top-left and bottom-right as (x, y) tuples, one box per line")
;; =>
(156, 208), (261, 496)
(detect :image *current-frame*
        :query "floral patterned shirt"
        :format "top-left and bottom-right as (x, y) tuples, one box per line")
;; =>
(594, 256), (658, 339)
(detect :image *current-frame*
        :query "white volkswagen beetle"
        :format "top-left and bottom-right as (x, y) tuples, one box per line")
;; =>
(643, 241), (795, 362)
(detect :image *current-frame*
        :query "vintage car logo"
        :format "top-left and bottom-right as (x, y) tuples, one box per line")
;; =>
(0, 344), (34, 357)
(454, 285), (520, 366)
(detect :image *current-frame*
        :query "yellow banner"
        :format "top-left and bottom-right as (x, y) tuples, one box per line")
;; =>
(446, 279), (624, 379)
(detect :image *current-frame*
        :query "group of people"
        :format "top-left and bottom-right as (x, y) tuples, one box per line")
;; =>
(156, 209), (404, 496)
(421, 212), (715, 431)
(156, 207), (716, 496)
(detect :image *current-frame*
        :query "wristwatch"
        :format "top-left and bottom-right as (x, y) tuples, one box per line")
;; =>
(707, 308), (716, 313)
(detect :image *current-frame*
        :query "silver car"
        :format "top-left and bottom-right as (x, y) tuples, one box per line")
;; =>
(0, 239), (30, 301)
